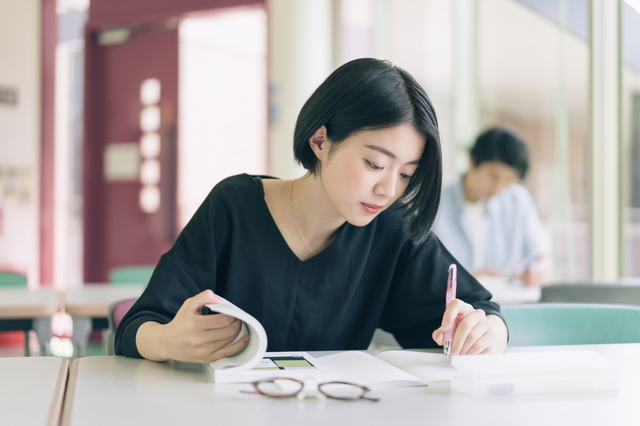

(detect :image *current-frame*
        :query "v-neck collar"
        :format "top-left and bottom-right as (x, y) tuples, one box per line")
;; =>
(249, 175), (347, 264)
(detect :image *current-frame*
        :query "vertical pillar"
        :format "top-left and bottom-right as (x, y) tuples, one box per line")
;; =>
(452, 0), (479, 173)
(331, 0), (341, 68)
(267, 0), (333, 179)
(590, 0), (621, 280)
(40, 0), (56, 286)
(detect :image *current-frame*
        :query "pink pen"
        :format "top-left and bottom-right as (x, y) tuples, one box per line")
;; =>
(443, 264), (457, 357)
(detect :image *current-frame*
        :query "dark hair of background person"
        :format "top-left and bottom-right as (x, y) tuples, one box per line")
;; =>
(292, 58), (442, 244)
(469, 127), (529, 179)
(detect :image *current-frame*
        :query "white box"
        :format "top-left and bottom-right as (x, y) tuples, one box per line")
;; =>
(451, 350), (619, 396)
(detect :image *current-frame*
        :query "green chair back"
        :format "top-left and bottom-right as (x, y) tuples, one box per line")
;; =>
(0, 271), (27, 286)
(501, 303), (640, 346)
(109, 266), (154, 285)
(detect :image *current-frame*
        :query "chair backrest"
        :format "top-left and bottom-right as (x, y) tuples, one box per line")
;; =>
(103, 298), (138, 355)
(501, 303), (640, 346)
(0, 271), (27, 286)
(109, 266), (155, 285)
(111, 298), (138, 330)
(540, 283), (640, 306)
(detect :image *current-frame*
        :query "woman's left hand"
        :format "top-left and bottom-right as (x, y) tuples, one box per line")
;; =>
(432, 299), (507, 356)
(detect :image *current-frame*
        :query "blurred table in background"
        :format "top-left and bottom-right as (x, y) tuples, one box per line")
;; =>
(476, 275), (541, 305)
(0, 287), (60, 355)
(64, 284), (145, 357)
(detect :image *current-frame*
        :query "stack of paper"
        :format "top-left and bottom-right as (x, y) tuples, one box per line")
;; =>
(450, 350), (620, 396)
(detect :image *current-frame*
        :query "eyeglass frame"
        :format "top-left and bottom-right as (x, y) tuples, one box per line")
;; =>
(241, 377), (379, 402)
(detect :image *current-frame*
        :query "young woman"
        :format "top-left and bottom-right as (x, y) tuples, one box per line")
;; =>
(115, 58), (508, 363)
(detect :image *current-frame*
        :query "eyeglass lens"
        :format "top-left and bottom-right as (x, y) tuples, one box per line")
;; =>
(319, 382), (366, 399)
(256, 379), (303, 397)
(255, 378), (371, 401)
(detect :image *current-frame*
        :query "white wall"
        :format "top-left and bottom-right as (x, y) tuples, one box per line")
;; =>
(0, 0), (41, 286)
(385, 0), (455, 177)
(178, 7), (268, 227)
(54, 39), (84, 289)
(267, 0), (333, 179)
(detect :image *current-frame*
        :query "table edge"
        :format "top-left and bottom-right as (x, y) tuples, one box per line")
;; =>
(0, 305), (60, 318)
(60, 358), (80, 426)
(48, 358), (69, 426)
(65, 305), (110, 317)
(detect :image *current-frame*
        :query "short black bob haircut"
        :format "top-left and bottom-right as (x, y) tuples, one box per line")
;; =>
(293, 58), (442, 244)
(470, 127), (529, 179)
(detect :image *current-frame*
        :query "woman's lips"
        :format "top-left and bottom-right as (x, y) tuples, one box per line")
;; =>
(361, 202), (383, 214)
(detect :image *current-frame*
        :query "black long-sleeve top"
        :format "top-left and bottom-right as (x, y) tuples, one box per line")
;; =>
(115, 174), (504, 357)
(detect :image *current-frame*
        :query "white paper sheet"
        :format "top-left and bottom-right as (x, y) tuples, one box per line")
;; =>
(205, 300), (268, 383)
(375, 350), (461, 383)
(317, 351), (426, 388)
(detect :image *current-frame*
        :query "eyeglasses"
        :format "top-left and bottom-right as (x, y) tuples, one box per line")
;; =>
(241, 377), (379, 402)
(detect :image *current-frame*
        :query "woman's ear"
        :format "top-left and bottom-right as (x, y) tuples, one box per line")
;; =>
(309, 126), (328, 160)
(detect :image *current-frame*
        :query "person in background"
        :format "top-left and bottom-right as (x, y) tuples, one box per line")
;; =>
(432, 127), (551, 286)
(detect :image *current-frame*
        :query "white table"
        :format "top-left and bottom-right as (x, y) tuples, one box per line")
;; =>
(64, 284), (145, 357)
(61, 344), (640, 426)
(0, 287), (60, 355)
(0, 356), (69, 425)
(490, 285), (541, 304)
(476, 277), (541, 305)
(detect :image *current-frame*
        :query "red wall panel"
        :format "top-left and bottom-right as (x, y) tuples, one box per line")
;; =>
(83, 0), (264, 282)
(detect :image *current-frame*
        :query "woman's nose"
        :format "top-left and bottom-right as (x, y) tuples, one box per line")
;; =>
(374, 173), (397, 199)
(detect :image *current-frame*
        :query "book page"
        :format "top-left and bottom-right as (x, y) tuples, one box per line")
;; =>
(237, 351), (336, 383)
(375, 350), (461, 384)
(204, 300), (268, 382)
(317, 351), (425, 388)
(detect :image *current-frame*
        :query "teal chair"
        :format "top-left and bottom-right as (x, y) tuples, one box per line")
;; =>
(109, 266), (155, 285)
(0, 271), (28, 286)
(0, 271), (30, 355)
(501, 303), (640, 346)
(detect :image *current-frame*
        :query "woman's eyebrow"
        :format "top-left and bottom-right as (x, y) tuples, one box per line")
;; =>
(365, 144), (396, 158)
(365, 144), (420, 165)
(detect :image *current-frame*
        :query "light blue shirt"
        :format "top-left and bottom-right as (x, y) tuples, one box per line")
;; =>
(431, 176), (550, 276)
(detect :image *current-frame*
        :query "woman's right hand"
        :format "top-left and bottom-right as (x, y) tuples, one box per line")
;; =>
(136, 290), (249, 364)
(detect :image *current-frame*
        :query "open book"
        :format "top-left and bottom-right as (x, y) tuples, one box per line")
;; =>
(203, 301), (620, 394)
(205, 300), (337, 383)
(203, 299), (456, 385)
